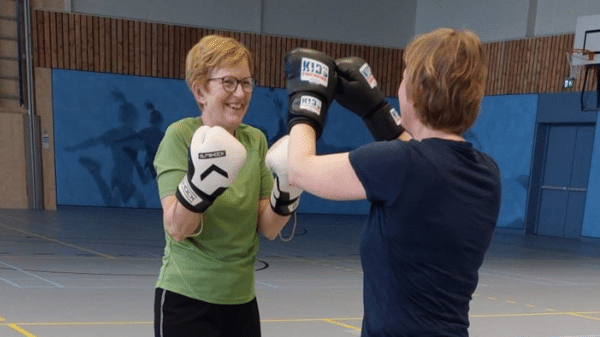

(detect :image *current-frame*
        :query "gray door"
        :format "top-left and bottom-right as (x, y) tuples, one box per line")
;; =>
(536, 124), (595, 238)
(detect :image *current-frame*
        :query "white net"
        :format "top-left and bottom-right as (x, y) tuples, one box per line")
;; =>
(569, 63), (585, 79)
(567, 49), (594, 79)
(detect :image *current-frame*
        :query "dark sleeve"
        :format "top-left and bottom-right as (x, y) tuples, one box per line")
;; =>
(348, 140), (412, 203)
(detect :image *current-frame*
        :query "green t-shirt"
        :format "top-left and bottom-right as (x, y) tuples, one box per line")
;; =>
(153, 117), (273, 304)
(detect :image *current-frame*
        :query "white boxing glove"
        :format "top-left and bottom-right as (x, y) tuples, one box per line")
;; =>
(266, 135), (303, 216)
(176, 126), (247, 213)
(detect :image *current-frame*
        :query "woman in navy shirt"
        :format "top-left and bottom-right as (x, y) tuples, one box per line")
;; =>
(288, 28), (501, 336)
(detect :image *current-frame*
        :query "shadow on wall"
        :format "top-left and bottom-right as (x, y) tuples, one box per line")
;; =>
(53, 70), (197, 209)
(53, 71), (370, 213)
(53, 70), (539, 224)
(62, 88), (164, 208)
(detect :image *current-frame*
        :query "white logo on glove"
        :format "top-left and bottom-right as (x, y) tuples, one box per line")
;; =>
(299, 95), (323, 115)
(180, 179), (199, 203)
(198, 151), (226, 159)
(301, 58), (330, 87)
(359, 63), (377, 89)
(389, 108), (402, 125)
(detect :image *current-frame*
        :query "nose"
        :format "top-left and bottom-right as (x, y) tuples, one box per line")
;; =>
(232, 82), (247, 97)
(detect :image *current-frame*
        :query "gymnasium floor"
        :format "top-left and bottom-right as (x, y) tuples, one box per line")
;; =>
(0, 206), (599, 337)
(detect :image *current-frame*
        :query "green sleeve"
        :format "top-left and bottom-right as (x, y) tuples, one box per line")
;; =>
(154, 118), (200, 199)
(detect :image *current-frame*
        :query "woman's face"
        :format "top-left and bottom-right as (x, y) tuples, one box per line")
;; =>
(194, 60), (253, 134)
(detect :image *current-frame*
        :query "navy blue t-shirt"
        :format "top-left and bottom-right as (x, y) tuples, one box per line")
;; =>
(349, 138), (501, 337)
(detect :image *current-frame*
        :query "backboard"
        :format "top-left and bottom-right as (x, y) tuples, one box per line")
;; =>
(572, 14), (600, 111)
(573, 14), (600, 66)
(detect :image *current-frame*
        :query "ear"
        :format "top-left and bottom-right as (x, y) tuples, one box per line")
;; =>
(191, 81), (207, 106)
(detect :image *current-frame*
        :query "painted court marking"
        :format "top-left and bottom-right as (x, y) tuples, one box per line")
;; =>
(0, 318), (360, 337)
(2, 312), (600, 336)
(9, 324), (37, 337)
(323, 318), (361, 331)
(0, 221), (114, 259)
(0, 260), (65, 289)
(470, 311), (600, 318)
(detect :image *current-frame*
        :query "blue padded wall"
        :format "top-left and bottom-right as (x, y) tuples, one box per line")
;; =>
(55, 70), (598, 235)
(580, 91), (600, 238)
(53, 70), (197, 209)
(52, 69), (374, 213)
(583, 125), (600, 238)
(469, 95), (538, 229)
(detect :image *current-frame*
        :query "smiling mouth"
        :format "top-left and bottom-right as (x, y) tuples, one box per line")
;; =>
(226, 103), (244, 110)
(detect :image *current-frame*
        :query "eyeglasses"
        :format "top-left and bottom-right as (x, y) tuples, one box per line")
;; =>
(208, 76), (254, 93)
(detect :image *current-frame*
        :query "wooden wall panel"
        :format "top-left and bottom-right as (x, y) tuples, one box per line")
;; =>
(509, 40), (520, 94)
(536, 37), (546, 94)
(98, 16), (104, 72)
(258, 35), (267, 87)
(171, 25), (177, 79)
(34, 68), (56, 210)
(0, 113), (29, 209)
(134, 21), (140, 75)
(490, 42), (502, 94)
(501, 41), (511, 95)
(543, 36), (553, 93)
(484, 42), (495, 94)
(68, 14), (75, 69)
(82, 14), (89, 71)
(73, 14), (81, 69)
(43, 11), (51, 68)
(522, 39), (534, 93)
(146, 22), (152, 76)
(56, 12), (63, 69)
(93, 16), (100, 72)
(151, 23), (157, 77)
(89, 16), (95, 71)
(31, 10), (596, 97)
(49, 11), (56, 68)
(543, 36), (554, 93)
(31, 10), (38, 67)
(130, 21), (136, 75)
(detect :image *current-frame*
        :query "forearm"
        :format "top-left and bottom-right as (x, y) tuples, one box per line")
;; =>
(257, 199), (291, 240)
(161, 195), (202, 242)
(288, 124), (367, 201)
(288, 124), (317, 191)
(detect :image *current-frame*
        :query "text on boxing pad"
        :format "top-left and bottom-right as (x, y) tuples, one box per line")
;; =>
(198, 151), (226, 159)
(300, 58), (329, 87)
(298, 95), (322, 115)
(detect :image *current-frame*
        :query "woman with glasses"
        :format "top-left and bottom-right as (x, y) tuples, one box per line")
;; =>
(152, 35), (294, 337)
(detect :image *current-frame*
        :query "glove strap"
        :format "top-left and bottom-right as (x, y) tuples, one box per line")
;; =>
(287, 93), (330, 139)
(176, 178), (220, 213)
(270, 176), (301, 216)
(363, 102), (405, 141)
(270, 192), (301, 216)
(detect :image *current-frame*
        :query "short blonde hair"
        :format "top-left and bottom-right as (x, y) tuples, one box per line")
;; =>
(403, 28), (487, 135)
(185, 35), (254, 106)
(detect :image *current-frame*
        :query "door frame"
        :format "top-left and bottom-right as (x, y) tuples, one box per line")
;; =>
(524, 93), (597, 236)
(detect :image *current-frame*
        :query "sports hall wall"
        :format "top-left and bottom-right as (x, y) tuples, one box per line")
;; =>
(2, 1), (599, 238)
(25, 10), (600, 239)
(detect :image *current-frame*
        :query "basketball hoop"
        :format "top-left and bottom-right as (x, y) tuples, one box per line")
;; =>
(567, 48), (594, 79)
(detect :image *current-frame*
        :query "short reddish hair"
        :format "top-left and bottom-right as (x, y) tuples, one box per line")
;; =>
(403, 28), (487, 135)
(185, 35), (254, 109)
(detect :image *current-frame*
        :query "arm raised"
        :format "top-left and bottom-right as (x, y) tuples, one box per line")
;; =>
(288, 124), (366, 201)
